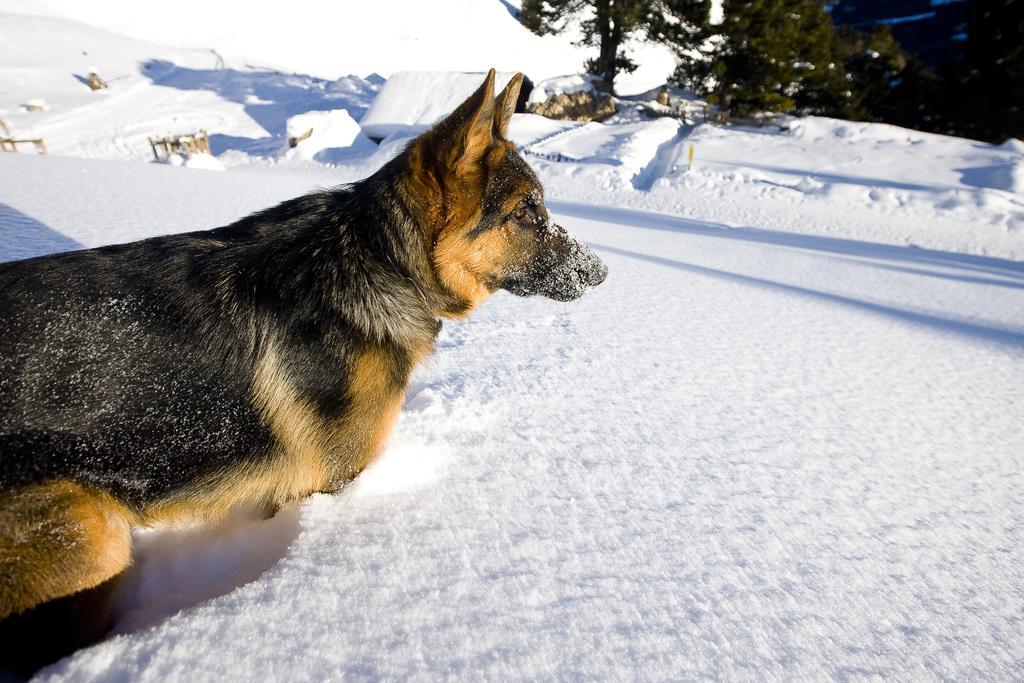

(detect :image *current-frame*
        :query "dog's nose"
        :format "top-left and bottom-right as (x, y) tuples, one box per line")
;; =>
(589, 258), (609, 287)
(576, 247), (607, 289)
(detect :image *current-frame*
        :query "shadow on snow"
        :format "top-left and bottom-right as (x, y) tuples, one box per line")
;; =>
(549, 200), (1024, 348)
(109, 508), (303, 635)
(726, 159), (943, 194)
(0, 204), (81, 263)
(140, 59), (381, 158)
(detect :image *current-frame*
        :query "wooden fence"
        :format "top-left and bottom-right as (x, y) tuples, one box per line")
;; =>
(0, 117), (46, 154)
(149, 130), (211, 160)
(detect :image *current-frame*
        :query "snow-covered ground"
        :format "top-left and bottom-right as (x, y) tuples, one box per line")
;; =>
(510, 112), (1024, 259)
(2, 4), (1024, 680)
(3, 150), (1023, 681)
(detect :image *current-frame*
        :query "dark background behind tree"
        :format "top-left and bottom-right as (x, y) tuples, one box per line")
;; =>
(826, 0), (971, 69)
(936, 0), (1023, 143)
(838, 0), (1023, 144)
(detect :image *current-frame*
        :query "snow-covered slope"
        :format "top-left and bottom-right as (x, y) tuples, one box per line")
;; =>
(3, 11), (1019, 258)
(0, 0), (673, 95)
(518, 115), (1024, 259)
(0, 13), (382, 163)
(1, 151), (1022, 680)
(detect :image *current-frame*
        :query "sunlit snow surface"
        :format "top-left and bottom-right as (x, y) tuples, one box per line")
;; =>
(1, 5), (1023, 679)
(1, 153), (1022, 680)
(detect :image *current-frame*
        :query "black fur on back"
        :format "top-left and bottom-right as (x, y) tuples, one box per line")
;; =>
(0, 152), (440, 508)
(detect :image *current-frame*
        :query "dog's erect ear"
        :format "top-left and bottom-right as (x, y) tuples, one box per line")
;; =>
(433, 68), (497, 173)
(493, 73), (524, 139)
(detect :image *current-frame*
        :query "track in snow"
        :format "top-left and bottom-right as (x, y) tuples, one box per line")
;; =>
(630, 126), (691, 191)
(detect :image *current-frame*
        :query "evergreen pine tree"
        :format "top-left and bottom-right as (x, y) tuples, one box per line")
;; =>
(701, 0), (844, 116)
(670, 5), (721, 94)
(520, 0), (565, 35)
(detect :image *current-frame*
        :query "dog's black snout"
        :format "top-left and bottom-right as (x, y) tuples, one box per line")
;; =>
(574, 243), (608, 289)
(503, 225), (608, 301)
(589, 257), (609, 287)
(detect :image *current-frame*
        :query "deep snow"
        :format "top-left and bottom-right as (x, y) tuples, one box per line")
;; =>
(2, 150), (1023, 681)
(1, 4), (1024, 680)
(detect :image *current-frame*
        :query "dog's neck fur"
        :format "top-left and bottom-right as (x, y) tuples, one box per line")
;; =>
(222, 124), (498, 364)
(318, 179), (445, 351)
(354, 144), (483, 321)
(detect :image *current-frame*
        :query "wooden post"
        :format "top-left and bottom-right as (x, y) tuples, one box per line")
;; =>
(288, 127), (313, 148)
(656, 86), (670, 107)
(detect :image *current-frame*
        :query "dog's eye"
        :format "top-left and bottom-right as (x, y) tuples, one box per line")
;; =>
(511, 204), (532, 225)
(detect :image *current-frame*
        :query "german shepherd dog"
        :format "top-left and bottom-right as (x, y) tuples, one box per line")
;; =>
(0, 70), (607, 620)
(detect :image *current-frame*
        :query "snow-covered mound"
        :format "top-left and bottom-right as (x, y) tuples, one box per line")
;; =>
(505, 113), (579, 146)
(360, 71), (520, 140)
(1, 151), (1023, 680)
(283, 109), (376, 162)
(0, 12), (225, 160)
(523, 117), (681, 172)
(0, 13), (203, 115)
